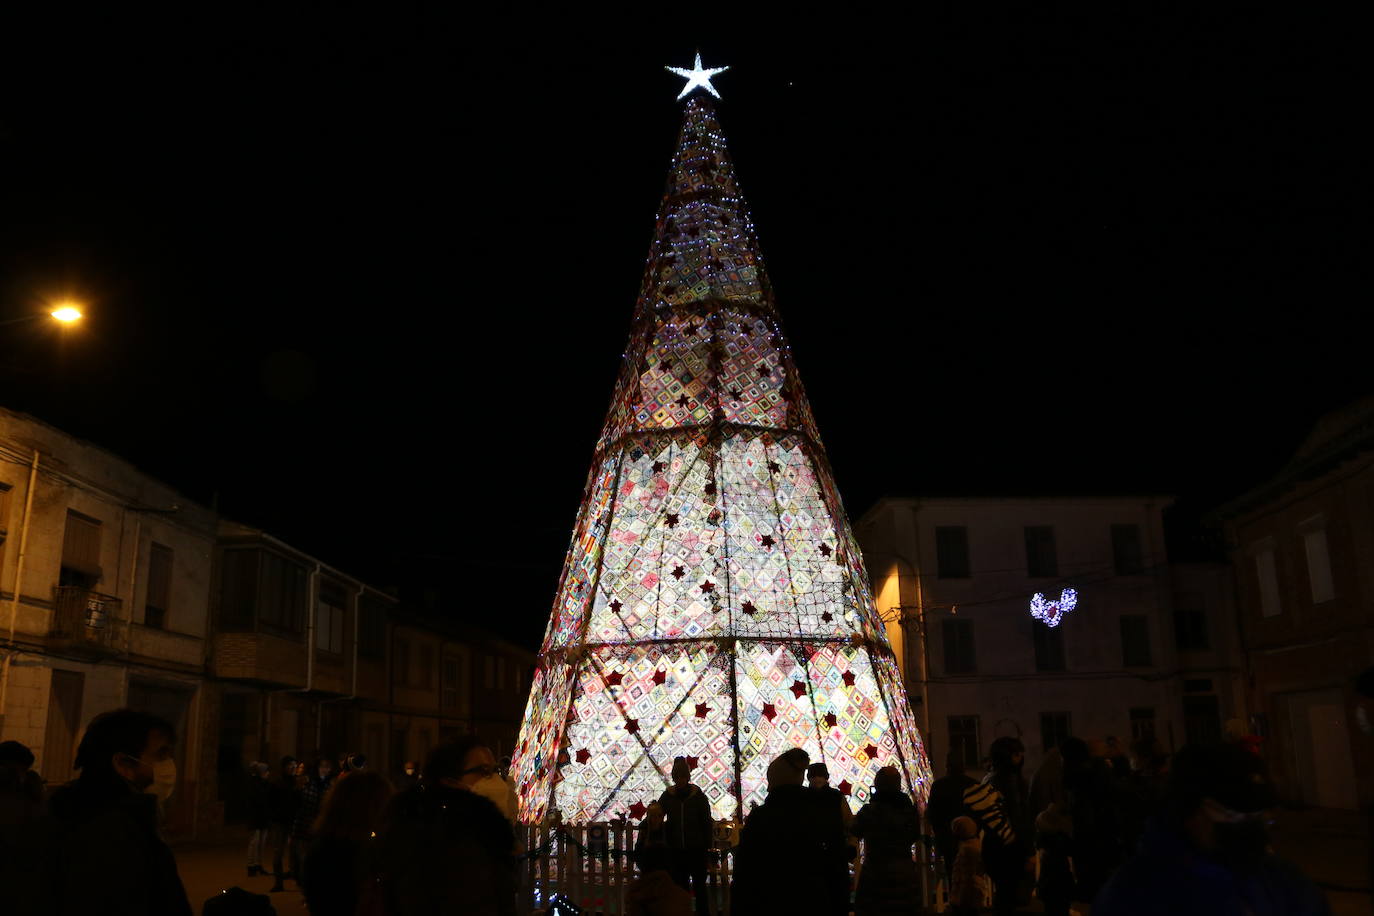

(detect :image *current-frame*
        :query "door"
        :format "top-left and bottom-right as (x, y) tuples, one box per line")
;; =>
(128, 682), (192, 834)
(42, 669), (85, 784)
(1285, 688), (1359, 810)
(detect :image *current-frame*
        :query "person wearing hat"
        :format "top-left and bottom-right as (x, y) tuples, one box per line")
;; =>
(806, 762), (854, 914)
(947, 815), (984, 916)
(658, 756), (714, 914)
(1093, 742), (1329, 915)
(731, 749), (833, 915)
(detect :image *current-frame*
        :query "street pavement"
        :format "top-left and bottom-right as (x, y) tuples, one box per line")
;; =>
(175, 832), (304, 914)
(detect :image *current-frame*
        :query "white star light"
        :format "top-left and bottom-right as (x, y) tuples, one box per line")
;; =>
(666, 53), (729, 101)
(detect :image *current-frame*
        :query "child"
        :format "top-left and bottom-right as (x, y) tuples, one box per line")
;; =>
(625, 843), (692, 916)
(948, 815), (984, 916)
(1034, 803), (1076, 916)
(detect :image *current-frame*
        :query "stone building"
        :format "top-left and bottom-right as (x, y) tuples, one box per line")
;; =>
(1214, 396), (1374, 810)
(0, 407), (218, 837)
(857, 495), (1245, 774)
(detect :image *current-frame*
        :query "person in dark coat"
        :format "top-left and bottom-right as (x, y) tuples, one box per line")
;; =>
(627, 842), (694, 916)
(244, 761), (272, 877)
(1094, 742), (1330, 916)
(376, 736), (516, 916)
(636, 801), (669, 859)
(925, 749), (978, 880)
(1061, 736), (1122, 901)
(850, 766), (921, 916)
(47, 708), (192, 916)
(0, 739), (56, 916)
(266, 756), (299, 892)
(658, 755), (714, 914)
(302, 769), (392, 916)
(730, 750), (831, 916)
(806, 762), (854, 915)
(1034, 803), (1076, 916)
(397, 760), (420, 792)
(289, 756), (335, 888)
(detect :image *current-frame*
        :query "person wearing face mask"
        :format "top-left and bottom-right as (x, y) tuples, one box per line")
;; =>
(1093, 742), (1330, 916)
(397, 760), (420, 792)
(46, 708), (191, 916)
(376, 736), (516, 916)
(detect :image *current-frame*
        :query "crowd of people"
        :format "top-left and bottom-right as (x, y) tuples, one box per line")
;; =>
(2, 683), (1369, 916)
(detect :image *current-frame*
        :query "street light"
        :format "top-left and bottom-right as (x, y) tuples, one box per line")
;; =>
(50, 305), (83, 323)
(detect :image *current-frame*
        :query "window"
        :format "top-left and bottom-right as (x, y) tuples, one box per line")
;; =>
(1254, 544), (1281, 617)
(941, 618), (976, 674)
(1032, 621), (1065, 671)
(358, 597), (385, 661)
(259, 552), (307, 635)
(418, 644), (435, 690)
(61, 510), (103, 589)
(1300, 518), (1334, 604)
(219, 549), (258, 632)
(496, 656), (506, 690)
(442, 658), (459, 709)
(1040, 712), (1071, 755)
(1024, 526), (1058, 578)
(936, 526), (971, 578)
(1129, 707), (1156, 741)
(484, 656), (495, 690)
(315, 587), (346, 654)
(1174, 608), (1209, 650)
(947, 715), (980, 771)
(1120, 615), (1153, 667)
(1112, 524), (1144, 575)
(0, 483), (12, 570)
(394, 636), (410, 686)
(145, 543), (173, 630)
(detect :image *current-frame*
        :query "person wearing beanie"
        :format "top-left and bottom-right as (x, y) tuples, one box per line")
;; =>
(851, 766), (921, 915)
(1094, 742), (1329, 916)
(657, 756), (714, 915)
(948, 815), (984, 916)
(805, 762), (854, 915)
(731, 750), (832, 915)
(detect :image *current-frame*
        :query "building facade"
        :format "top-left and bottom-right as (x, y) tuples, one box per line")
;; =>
(1, 407), (536, 836)
(1216, 398), (1374, 811)
(857, 496), (1245, 775)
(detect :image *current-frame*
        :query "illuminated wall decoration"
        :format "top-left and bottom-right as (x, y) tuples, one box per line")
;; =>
(510, 91), (931, 826)
(1030, 587), (1079, 628)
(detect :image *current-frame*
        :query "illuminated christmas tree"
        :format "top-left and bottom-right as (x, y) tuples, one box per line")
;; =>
(511, 60), (931, 824)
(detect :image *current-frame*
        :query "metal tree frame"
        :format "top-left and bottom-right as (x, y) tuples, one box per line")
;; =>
(511, 96), (932, 826)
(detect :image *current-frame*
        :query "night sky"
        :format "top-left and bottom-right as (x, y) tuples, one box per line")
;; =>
(1, 12), (1362, 649)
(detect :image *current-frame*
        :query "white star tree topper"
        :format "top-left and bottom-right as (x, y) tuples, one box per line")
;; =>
(667, 53), (729, 100)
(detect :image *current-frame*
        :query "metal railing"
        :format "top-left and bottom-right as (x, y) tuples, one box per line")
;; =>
(50, 586), (122, 651)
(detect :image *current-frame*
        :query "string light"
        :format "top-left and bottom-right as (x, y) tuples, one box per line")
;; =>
(666, 53), (730, 100)
(1030, 587), (1079, 628)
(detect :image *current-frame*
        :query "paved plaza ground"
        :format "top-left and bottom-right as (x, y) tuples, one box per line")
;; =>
(174, 808), (1371, 915)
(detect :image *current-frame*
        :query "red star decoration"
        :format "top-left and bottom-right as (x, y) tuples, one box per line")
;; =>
(836, 780), (853, 796)
(625, 718), (639, 734)
(741, 601), (757, 615)
(695, 703), (712, 719)
(762, 703), (777, 722)
(707, 509), (721, 524)
(821, 611), (833, 623)
(700, 581), (715, 594)
(824, 713), (838, 728)
(605, 671), (623, 687)
(672, 565), (686, 580)
(818, 543), (833, 557)
(864, 744), (880, 760)
(841, 671), (856, 687)
(757, 365), (770, 378)
(575, 748), (591, 765)
(760, 534), (775, 549)
(790, 680), (808, 699)
(728, 389), (742, 400)
(652, 669), (667, 686)
(767, 461), (781, 474)
(629, 801), (648, 820)
(675, 394), (690, 407)
(609, 599), (623, 613)
(665, 513), (680, 528)
(652, 460), (666, 474)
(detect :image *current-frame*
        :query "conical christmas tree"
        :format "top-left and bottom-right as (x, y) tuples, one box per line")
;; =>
(511, 87), (931, 825)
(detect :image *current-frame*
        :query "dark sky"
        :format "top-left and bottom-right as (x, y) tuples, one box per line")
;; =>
(1, 11), (1363, 649)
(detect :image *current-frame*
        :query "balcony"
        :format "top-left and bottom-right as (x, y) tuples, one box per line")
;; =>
(50, 586), (123, 655)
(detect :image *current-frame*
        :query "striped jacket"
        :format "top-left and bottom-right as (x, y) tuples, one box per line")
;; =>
(961, 780), (1016, 847)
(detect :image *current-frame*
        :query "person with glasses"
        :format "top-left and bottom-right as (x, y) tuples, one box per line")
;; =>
(376, 736), (516, 916)
(47, 708), (191, 916)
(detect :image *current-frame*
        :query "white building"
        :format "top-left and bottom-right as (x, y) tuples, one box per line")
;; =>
(856, 496), (1245, 773)
(0, 407), (217, 836)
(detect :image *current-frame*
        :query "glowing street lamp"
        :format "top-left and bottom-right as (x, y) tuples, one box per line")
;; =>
(50, 304), (83, 323)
